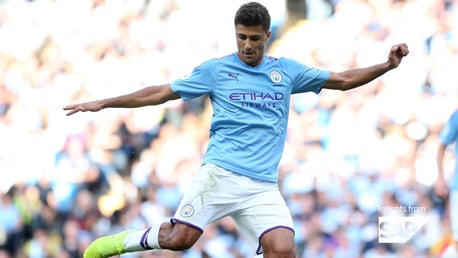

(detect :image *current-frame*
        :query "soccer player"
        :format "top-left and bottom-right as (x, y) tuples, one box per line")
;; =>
(63, 2), (409, 257)
(436, 109), (458, 258)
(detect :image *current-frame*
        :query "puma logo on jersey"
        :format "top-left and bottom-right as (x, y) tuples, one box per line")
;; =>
(228, 72), (240, 81)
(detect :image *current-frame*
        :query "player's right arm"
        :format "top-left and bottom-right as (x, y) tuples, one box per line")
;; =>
(63, 84), (180, 116)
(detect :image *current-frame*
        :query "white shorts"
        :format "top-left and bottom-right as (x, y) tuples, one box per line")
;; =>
(451, 191), (458, 240)
(172, 163), (294, 254)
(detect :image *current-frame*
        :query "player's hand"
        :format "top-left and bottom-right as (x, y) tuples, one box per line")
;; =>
(434, 178), (449, 200)
(63, 100), (104, 116)
(388, 43), (409, 69)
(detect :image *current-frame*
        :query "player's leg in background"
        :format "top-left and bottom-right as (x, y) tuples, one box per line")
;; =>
(441, 190), (458, 258)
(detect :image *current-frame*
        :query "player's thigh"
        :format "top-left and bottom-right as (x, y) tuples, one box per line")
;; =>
(232, 185), (295, 254)
(173, 163), (243, 230)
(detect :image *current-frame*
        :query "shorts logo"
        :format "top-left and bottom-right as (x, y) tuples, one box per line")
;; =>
(180, 204), (194, 217)
(270, 71), (282, 83)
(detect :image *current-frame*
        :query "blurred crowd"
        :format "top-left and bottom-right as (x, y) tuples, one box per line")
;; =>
(0, 0), (457, 257)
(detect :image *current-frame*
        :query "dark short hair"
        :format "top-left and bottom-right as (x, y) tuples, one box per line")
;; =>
(234, 2), (271, 32)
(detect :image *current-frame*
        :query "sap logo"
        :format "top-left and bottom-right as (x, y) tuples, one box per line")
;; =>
(378, 216), (429, 243)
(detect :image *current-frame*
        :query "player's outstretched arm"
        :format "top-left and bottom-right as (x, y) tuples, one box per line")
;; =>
(323, 43), (409, 91)
(63, 84), (180, 116)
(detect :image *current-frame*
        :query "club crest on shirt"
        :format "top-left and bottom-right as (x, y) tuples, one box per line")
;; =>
(270, 70), (282, 83)
(180, 204), (195, 217)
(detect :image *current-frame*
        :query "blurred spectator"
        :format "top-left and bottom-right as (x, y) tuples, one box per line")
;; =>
(0, 0), (457, 257)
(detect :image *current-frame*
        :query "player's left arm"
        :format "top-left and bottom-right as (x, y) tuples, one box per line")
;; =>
(323, 43), (409, 91)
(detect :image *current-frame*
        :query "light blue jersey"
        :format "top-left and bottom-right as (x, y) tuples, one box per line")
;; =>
(439, 110), (458, 190)
(170, 53), (329, 183)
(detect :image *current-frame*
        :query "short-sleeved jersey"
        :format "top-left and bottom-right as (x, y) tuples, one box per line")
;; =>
(439, 110), (458, 190)
(170, 53), (329, 183)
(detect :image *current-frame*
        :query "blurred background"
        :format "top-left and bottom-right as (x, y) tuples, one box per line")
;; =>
(0, 0), (457, 257)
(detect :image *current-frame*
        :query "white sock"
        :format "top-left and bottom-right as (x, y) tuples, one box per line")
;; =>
(442, 244), (458, 258)
(252, 255), (263, 258)
(124, 224), (162, 251)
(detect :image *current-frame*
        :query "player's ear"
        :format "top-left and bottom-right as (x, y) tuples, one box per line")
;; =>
(265, 30), (272, 43)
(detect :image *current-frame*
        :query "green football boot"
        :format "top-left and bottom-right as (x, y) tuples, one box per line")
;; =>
(83, 230), (135, 258)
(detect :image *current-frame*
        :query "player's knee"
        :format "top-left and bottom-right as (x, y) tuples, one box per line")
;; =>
(260, 228), (296, 258)
(264, 243), (296, 258)
(262, 236), (296, 257)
